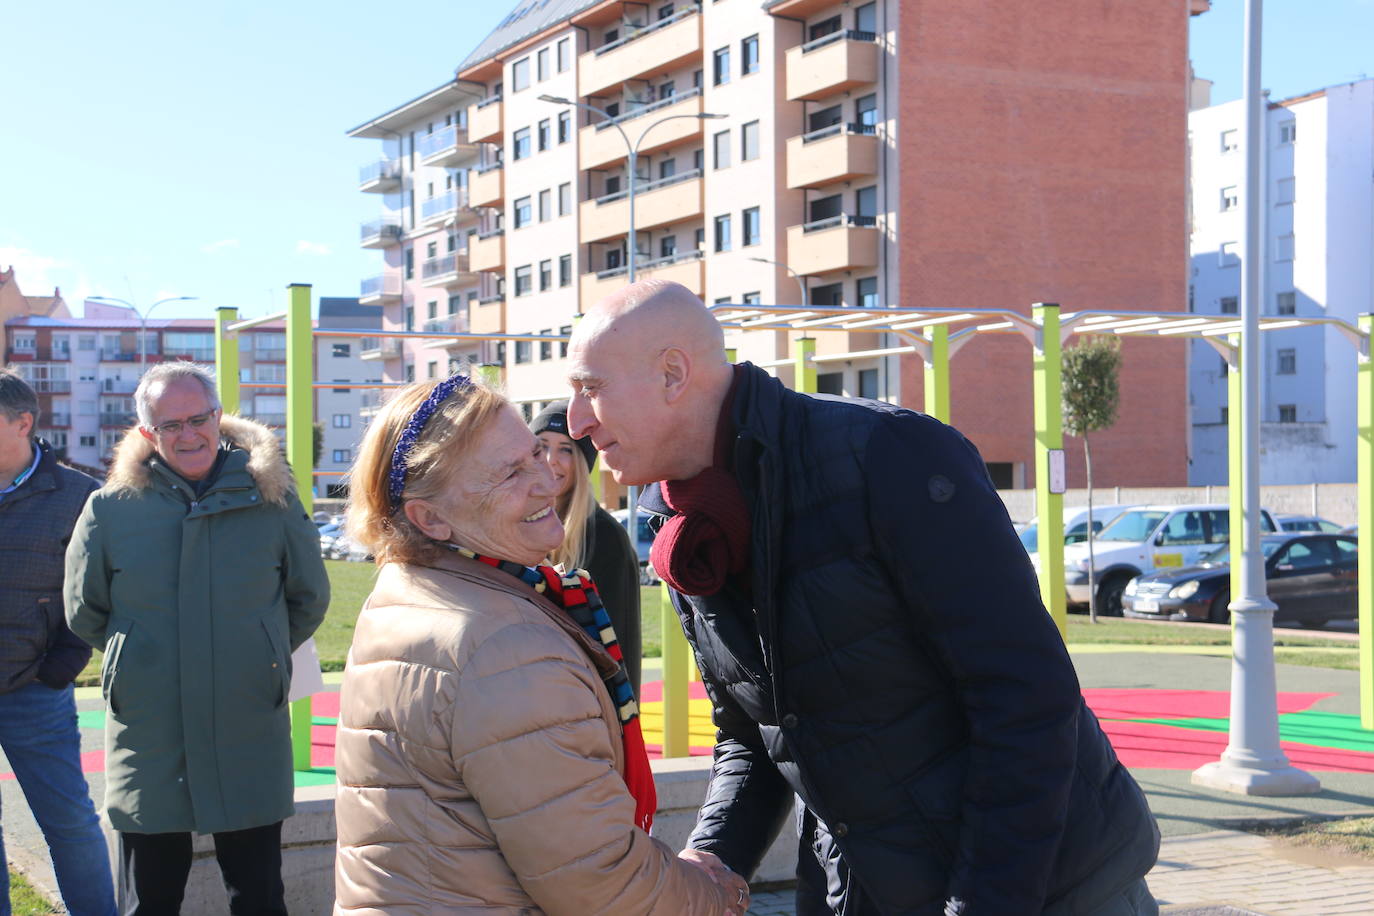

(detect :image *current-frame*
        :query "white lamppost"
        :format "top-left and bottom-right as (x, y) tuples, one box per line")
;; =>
(748, 255), (809, 309)
(88, 295), (199, 372)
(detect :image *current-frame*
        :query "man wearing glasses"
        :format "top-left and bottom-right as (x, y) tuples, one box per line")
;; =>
(65, 362), (329, 914)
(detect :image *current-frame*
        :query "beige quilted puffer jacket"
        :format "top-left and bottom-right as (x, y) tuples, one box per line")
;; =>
(334, 552), (730, 915)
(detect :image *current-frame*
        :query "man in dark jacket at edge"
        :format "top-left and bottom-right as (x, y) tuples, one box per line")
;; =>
(566, 281), (1160, 915)
(0, 369), (115, 914)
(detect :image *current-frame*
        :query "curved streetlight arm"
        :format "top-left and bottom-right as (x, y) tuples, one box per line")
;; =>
(748, 256), (808, 309)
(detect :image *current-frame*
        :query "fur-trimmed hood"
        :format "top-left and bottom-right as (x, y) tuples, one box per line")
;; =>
(105, 414), (296, 507)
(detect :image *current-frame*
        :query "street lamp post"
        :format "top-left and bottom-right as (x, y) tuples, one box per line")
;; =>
(88, 295), (199, 373)
(748, 255), (808, 309)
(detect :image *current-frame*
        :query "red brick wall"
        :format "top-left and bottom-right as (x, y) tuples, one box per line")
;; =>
(897, 0), (1191, 486)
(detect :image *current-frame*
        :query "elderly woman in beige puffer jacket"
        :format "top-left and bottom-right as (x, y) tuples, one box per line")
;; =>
(334, 376), (746, 915)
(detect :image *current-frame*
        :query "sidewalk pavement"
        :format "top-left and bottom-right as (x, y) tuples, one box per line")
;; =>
(8, 638), (1374, 914)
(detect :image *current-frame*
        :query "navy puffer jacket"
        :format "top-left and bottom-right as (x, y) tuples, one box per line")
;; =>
(641, 364), (1157, 915)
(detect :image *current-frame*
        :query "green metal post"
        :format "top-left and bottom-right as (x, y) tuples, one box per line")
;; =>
(285, 284), (314, 771)
(793, 337), (817, 394)
(478, 363), (502, 389)
(660, 582), (690, 757)
(924, 325), (951, 423)
(1359, 315), (1374, 728)
(1032, 303), (1066, 638)
(726, 347), (737, 363)
(1228, 334), (1243, 616)
(214, 308), (240, 415)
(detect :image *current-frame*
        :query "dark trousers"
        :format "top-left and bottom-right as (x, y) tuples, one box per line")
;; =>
(117, 822), (286, 916)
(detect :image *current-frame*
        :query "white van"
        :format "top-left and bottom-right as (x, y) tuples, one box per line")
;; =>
(1061, 503), (1277, 614)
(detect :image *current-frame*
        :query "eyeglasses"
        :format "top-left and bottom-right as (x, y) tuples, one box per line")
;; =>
(149, 410), (218, 437)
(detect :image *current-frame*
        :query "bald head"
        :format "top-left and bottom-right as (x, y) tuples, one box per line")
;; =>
(566, 280), (735, 485)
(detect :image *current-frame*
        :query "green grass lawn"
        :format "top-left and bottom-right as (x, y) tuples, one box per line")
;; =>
(70, 565), (1355, 687)
(8, 870), (56, 915)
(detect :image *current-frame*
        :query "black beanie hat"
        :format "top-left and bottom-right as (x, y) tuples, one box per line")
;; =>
(529, 399), (597, 471)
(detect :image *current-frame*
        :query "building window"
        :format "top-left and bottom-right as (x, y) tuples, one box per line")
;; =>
(537, 48), (550, 81)
(1276, 234), (1295, 262)
(1278, 404), (1297, 423)
(332, 343), (351, 358)
(514, 265), (533, 296)
(514, 196), (532, 228)
(559, 254), (572, 287)
(537, 119), (551, 151)
(857, 276), (878, 309)
(511, 57), (530, 92)
(693, 148), (704, 171)
(857, 93), (878, 131)
(1277, 291), (1296, 315)
(538, 189), (552, 222)
(713, 47), (730, 85)
(1221, 186), (1238, 211)
(558, 182), (572, 216)
(713, 130), (731, 169)
(1276, 177), (1295, 204)
(742, 291), (761, 305)
(513, 127), (531, 160)
(539, 329), (552, 362)
(1219, 241), (1239, 268)
(78, 335), (96, 351)
(1279, 120), (1296, 144)
(1221, 129), (1238, 153)
(332, 379), (349, 393)
(859, 368), (878, 399)
(539, 259), (552, 291)
(695, 227), (706, 249)
(559, 325), (572, 358)
(1220, 296), (1238, 314)
(660, 235), (677, 258)
(741, 35), (759, 75)
(557, 37), (571, 72)
(558, 111), (571, 144)
(741, 206), (761, 246)
(515, 340), (532, 364)
(714, 214), (732, 252)
(332, 449), (352, 463)
(332, 414), (351, 428)
(404, 306), (414, 331)
(1277, 349), (1296, 375)
(741, 121), (759, 161)
(404, 247), (414, 279)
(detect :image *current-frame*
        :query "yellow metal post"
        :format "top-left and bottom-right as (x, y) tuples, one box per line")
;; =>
(726, 347), (737, 363)
(793, 337), (817, 393)
(924, 325), (951, 423)
(660, 582), (690, 757)
(1032, 303), (1066, 638)
(478, 363), (502, 389)
(1359, 315), (1374, 728)
(285, 284), (314, 771)
(214, 307), (240, 415)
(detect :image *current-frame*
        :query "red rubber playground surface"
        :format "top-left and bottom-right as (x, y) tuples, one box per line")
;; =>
(14, 685), (1374, 787)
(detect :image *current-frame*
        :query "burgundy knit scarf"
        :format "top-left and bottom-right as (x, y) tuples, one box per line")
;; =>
(649, 368), (751, 596)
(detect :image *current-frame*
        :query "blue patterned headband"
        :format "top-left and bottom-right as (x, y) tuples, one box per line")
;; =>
(387, 374), (472, 509)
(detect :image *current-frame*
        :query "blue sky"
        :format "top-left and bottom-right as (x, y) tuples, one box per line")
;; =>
(1, 1), (1369, 321)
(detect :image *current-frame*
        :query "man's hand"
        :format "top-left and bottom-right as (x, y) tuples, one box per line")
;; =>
(679, 848), (751, 915)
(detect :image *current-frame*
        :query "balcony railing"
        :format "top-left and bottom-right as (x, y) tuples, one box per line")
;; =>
(46, 412), (71, 427)
(423, 315), (471, 335)
(475, 161), (503, 176)
(253, 349), (287, 361)
(476, 95), (502, 110)
(478, 295), (504, 306)
(595, 87), (702, 132)
(802, 214), (878, 233)
(359, 337), (404, 360)
(360, 220), (403, 246)
(594, 167), (702, 206)
(30, 379), (72, 393)
(595, 5), (700, 56)
(100, 378), (138, 394)
(418, 126), (460, 160)
(164, 348), (216, 362)
(801, 122), (877, 144)
(359, 158), (402, 190)
(360, 274), (403, 301)
(99, 349), (138, 362)
(800, 29), (876, 54)
(422, 191), (465, 223)
(595, 247), (702, 280)
(421, 253), (472, 283)
(100, 412), (137, 427)
(477, 227), (505, 241)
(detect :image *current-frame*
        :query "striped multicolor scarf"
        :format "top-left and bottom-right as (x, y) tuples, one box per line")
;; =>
(451, 546), (658, 832)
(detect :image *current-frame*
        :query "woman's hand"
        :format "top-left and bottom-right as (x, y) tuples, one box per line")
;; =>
(678, 848), (751, 915)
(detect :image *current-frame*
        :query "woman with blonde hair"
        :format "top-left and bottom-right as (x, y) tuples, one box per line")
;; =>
(333, 374), (747, 915)
(530, 400), (643, 694)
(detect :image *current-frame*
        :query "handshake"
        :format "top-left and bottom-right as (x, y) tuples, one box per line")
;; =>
(679, 848), (752, 915)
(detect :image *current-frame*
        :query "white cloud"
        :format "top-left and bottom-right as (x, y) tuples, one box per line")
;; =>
(200, 239), (240, 254)
(0, 245), (94, 305)
(295, 240), (332, 256)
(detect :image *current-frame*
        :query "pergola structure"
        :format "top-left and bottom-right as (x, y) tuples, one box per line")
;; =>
(209, 287), (1374, 773)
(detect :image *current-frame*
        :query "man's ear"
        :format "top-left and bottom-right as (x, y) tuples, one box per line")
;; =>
(138, 426), (156, 444)
(403, 498), (453, 542)
(662, 346), (691, 404)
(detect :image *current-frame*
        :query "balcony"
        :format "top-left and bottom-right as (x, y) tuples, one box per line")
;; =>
(6, 346), (35, 362)
(421, 190), (467, 227)
(786, 215), (880, 275)
(164, 348), (215, 362)
(252, 348), (287, 362)
(418, 124), (474, 168)
(99, 378), (138, 394)
(470, 296), (505, 335)
(360, 219), (403, 248)
(99, 412), (137, 428)
(786, 124), (878, 189)
(359, 337), (404, 361)
(470, 164), (504, 209)
(421, 253), (475, 287)
(45, 412), (71, 428)
(470, 229), (506, 273)
(580, 249), (704, 307)
(359, 274), (403, 305)
(468, 95), (503, 144)
(99, 348), (139, 362)
(29, 379), (72, 393)
(424, 315), (474, 348)
(785, 30), (879, 102)
(580, 6), (702, 98)
(580, 89), (704, 170)
(359, 159), (402, 193)
(579, 170), (702, 243)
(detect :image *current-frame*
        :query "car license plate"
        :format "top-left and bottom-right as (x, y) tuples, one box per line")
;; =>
(1135, 598), (1159, 612)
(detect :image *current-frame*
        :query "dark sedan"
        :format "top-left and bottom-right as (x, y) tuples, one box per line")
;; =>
(1121, 534), (1358, 628)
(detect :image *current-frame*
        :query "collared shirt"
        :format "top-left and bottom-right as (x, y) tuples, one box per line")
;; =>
(0, 443), (41, 503)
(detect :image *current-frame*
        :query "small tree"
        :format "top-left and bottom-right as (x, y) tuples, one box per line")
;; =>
(1062, 336), (1122, 622)
(312, 422), (324, 469)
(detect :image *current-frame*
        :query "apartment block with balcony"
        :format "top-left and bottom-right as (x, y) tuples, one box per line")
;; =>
(350, 0), (1200, 490)
(315, 297), (383, 496)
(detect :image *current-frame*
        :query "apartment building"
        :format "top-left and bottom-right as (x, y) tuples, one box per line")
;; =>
(1188, 79), (1374, 485)
(351, 0), (1202, 490)
(316, 296), (382, 495)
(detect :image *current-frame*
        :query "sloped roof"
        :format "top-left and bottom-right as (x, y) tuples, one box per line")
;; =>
(457, 0), (601, 72)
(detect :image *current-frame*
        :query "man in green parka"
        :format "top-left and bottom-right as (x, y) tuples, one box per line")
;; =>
(65, 362), (329, 915)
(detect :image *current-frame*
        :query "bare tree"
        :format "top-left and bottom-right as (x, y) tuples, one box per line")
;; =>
(1062, 336), (1122, 623)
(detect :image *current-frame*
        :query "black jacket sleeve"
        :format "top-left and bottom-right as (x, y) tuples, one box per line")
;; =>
(586, 508), (643, 697)
(36, 620), (93, 689)
(865, 413), (1082, 914)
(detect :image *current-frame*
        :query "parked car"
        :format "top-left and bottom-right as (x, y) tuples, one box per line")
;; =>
(1122, 533), (1358, 628)
(1062, 504), (1279, 616)
(1276, 514), (1344, 534)
(610, 508), (659, 585)
(318, 519), (346, 559)
(1020, 504), (1137, 563)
